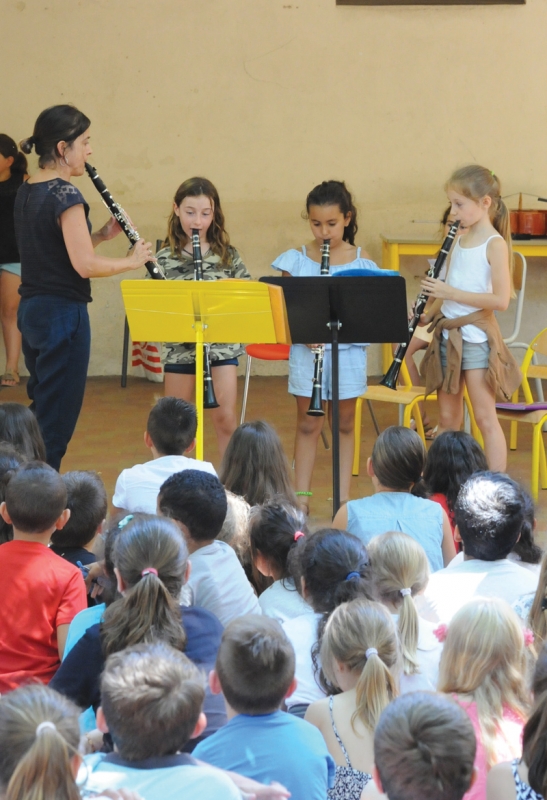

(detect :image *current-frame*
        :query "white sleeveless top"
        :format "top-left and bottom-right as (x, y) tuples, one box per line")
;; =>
(441, 234), (501, 343)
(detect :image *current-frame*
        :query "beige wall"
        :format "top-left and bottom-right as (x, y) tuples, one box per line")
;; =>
(3, 0), (547, 376)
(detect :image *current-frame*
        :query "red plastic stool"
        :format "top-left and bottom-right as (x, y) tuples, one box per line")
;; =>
(240, 344), (290, 423)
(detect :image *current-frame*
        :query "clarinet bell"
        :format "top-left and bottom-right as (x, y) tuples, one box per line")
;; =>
(307, 384), (325, 416)
(203, 376), (220, 409)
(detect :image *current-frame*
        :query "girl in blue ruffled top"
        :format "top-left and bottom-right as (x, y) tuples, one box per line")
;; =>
(272, 180), (383, 512)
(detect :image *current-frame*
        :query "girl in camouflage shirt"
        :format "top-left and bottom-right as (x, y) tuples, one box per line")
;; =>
(156, 178), (250, 457)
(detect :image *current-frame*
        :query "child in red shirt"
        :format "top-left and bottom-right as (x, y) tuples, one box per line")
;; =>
(0, 462), (87, 692)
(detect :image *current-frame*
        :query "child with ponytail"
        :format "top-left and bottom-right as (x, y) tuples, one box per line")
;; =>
(305, 599), (400, 799)
(51, 514), (226, 745)
(368, 531), (443, 692)
(0, 683), (134, 800)
(272, 180), (385, 512)
(250, 500), (311, 622)
(438, 597), (531, 800)
(420, 165), (521, 471)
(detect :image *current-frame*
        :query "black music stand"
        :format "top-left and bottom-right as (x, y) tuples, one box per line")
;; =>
(260, 275), (409, 517)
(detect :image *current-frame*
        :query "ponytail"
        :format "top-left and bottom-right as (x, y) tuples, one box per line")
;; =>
(397, 591), (420, 675)
(250, 501), (307, 582)
(100, 515), (188, 659)
(0, 685), (81, 800)
(321, 599), (399, 732)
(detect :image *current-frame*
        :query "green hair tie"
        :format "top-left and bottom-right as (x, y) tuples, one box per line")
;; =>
(295, 491), (313, 497)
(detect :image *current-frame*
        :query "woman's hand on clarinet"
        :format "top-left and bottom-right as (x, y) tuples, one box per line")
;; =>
(128, 239), (154, 270)
(420, 276), (453, 300)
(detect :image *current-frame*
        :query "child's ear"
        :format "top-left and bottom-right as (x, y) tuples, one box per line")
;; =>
(70, 753), (83, 779)
(0, 502), (12, 525)
(144, 431), (153, 449)
(454, 525), (462, 544)
(184, 560), (192, 584)
(372, 766), (384, 794)
(366, 458), (375, 478)
(114, 567), (127, 595)
(96, 707), (109, 734)
(284, 677), (297, 700)
(209, 669), (223, 696)
(184, 438), (196, 455)
(55, 508), (71, 530)
(190, 712), (207, 740)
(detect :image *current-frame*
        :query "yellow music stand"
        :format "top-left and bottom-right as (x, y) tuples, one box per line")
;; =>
(121, 279), (290, 459)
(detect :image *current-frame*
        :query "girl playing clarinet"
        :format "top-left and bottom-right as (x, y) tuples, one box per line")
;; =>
(156, 178), (250, 459)
(272, 180), (383, 513)
(420, 165), (521, 471)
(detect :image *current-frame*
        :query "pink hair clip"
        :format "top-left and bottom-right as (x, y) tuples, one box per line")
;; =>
(523, 628), (535, 647)
(141, 567), (158, 578)
(433, 624), (448, 643)
(294, 531), (305, 542)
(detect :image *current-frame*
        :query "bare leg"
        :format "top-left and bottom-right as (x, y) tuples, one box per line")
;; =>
(403, 336), (432, 426)
(0, 272), (21, 381)
(209, 365), (238, 459)
(164, 372), (195, 403)
(464, 368), (507, 471)
(436, 374), (466, 434)
(327, 398), (357, 503)
(294, 394), (324, 511)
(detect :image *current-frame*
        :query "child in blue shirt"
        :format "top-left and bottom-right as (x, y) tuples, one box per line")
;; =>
(193, 614), (336, 800)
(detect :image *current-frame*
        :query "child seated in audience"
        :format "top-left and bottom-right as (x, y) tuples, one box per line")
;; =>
(158, 469), (261, 625)
(305, 599), (399, 799)
(488, 643), (547, 800)
(219, 420), (298, 507)
(510, 489), (543, 573)
(438, 597), (531, 800)
(85, 643), (242, 799)
(0, 442), (25, 544)
(217, 489), (251, 565)
(0, 683), (136, 800)
(50, 470), (107, 569)
(250, 501), (311, 622)
(51, 514), (226, 746)
(0, 462), (87, 692)
(520, 552), (547, 649)
(422, 429), (489, 542)
(283, 528), (371, 715)
(0, 401), (47, 461)
(112, 396), (216, 514)
(372, 691), (477, 800)
(418, 471), (537, 623)
(333, 426), (455, 572)
(193, 615), (335, 800)
(368, 531), (442, 691)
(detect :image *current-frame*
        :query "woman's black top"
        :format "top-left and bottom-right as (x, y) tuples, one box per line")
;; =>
(0, 172), (24, 264)
(14, 178), (92, 303)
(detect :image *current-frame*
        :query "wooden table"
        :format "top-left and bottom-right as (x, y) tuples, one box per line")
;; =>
(381, 235), (547, 272)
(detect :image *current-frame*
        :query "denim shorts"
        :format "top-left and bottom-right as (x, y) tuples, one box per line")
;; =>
(164, 357), (239, 375)
(288, 344), (367, 401)
(440, 338), (490, 371)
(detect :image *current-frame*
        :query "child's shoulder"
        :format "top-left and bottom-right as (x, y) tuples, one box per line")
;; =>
(272, 247), (308, 274)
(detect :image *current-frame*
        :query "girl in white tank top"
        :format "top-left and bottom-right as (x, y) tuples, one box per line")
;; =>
(419, 165), (514, 472)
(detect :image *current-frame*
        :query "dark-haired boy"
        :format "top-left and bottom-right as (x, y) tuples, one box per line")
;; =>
(112, 397), (216, 514)
(158, 469), (261, 625)
(0, 462), (87, 692)
(193, 616), (335, 800)
(50, 470), (107, 568)
(373, 692), (477, 800)
(85, 643), (241, 800)
(417, 471), (538, 623)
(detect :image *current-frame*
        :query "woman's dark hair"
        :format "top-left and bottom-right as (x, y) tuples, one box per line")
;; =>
(0, 134), (27, 175)
(0, 403), (46, 462)
(423, 430), (489, 513)
(20, 104), (90, 168)
(249, 501), (307, 583)
(0, 444), (25, 544)
(512, 490), (542, 565)
(219, 421), (298, 508)
(101, 515), (188, 659)
(522, 644), (547, 800)
(372, 426), (427, 495)
(305, 180), (358, 245)
(289, 528), (372, 693)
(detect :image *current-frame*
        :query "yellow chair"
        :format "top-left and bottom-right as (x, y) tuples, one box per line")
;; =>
(496, 327), (547, 501)
(352, 358), (482, 476)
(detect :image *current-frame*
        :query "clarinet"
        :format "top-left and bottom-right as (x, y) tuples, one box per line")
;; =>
(380, 220), (460, 389)
(191, 229), (219, 409)
(307, 240), (331, 416)
(84, 163), (166, 280)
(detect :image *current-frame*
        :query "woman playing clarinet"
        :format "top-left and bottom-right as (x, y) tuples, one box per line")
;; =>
(16, 104), (152, 470)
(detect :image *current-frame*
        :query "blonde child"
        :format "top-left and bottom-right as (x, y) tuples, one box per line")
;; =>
(420, 165), (521, 471)
(272, 180), (385, 511)
(156, 178), (251, 458)
(438, 597), (531, 800)
(305, 599), (400, 799)
(367, 531), (443, 692)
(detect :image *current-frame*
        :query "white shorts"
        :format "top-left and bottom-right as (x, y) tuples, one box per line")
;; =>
(288, 344), (367, 401)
